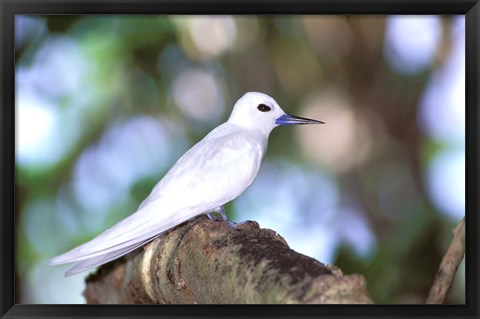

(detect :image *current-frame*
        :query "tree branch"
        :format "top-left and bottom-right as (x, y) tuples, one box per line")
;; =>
(426, 217), (465, 304)
(83, 216), (373, 304)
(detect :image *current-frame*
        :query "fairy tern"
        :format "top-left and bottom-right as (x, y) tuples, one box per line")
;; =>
(49, 92), (324, 276)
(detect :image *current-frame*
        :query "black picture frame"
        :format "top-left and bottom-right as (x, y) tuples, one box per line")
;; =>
(1, 0), (478, 318)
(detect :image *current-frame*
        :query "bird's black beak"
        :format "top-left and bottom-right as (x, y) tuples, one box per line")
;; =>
(275, 113), (325, 126)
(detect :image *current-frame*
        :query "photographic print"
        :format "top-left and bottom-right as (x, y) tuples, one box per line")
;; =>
(2, 2), (477, 317)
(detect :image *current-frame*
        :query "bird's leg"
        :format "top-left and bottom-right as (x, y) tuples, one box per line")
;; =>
(206, 206), (237, 227)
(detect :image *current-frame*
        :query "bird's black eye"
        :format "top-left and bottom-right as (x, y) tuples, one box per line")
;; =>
(257, 104), (271, 112)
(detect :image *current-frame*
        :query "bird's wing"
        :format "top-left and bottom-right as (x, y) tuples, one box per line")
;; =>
(138, 124), (266, 210)
(50, 126), (266, 275)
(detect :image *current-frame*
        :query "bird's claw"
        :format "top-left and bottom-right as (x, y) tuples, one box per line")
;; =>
(206, 206), (243, 228)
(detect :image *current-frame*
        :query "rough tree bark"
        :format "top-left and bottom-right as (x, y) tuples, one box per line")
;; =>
(83, 216), (373, 304)
(426, 218), (465, 304)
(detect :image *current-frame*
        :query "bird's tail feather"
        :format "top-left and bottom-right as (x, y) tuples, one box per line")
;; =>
(63, 236), (157, 276)
(49, 205), (173, 265)
(49, 220), (158, 265)
(49, 205), (202, 276)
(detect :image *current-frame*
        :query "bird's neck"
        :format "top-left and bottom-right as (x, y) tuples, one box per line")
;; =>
(227, 119), (274, 139)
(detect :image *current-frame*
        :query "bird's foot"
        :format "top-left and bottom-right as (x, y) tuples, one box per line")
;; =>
(206, 206), (243, 228)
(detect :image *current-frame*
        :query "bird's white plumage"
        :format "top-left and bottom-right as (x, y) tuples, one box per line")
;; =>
(49, 92), (322, 276)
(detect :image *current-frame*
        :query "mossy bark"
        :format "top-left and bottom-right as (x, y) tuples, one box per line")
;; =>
(83, 216), (373, 304)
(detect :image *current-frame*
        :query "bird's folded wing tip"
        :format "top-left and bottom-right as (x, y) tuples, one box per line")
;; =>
(49, 255), (72, 265)
(48, 258), (60, 265)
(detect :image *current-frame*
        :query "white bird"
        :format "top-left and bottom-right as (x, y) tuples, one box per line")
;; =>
(49, 92), (324, 276)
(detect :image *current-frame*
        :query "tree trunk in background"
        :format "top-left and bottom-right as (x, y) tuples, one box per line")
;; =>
(83, 217), (373, 304)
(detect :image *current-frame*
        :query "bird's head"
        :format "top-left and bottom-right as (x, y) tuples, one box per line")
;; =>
(228, 92), (324, 136)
